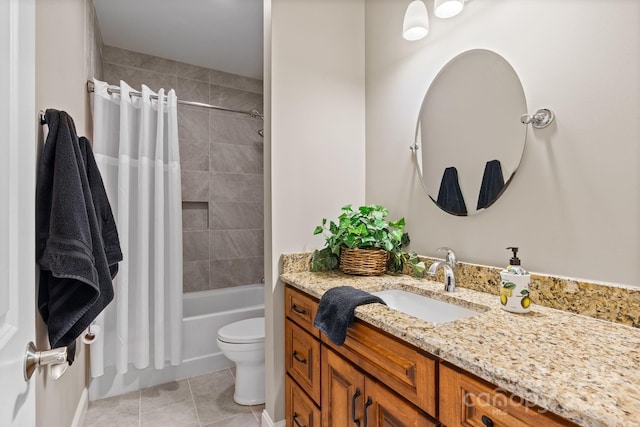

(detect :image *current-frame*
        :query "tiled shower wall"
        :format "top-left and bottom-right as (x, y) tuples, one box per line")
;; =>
(102, 46), (264, 293)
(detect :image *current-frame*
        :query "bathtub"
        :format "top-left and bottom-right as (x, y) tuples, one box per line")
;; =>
(89, 284), (264, 400)
(182, 284), (265, 368)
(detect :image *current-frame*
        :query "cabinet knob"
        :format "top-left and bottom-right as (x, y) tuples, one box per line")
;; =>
(481, 415), (494, 427)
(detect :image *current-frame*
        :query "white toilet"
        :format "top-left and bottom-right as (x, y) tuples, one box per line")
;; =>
(217, 317), (265, 405)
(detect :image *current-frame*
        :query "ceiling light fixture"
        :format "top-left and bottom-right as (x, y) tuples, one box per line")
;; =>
(402, 0), (429, 41)
(434, 0), (465, 19)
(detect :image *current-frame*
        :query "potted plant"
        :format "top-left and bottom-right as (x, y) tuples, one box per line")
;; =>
(311, 204), (425, 276)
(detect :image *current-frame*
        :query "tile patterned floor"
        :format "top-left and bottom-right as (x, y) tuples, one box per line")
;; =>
(83, 368), (263, 427)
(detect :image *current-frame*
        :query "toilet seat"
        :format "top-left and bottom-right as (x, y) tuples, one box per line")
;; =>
(217, 317), (265, 344)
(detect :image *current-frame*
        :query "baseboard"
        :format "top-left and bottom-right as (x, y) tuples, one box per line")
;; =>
(261, 409), (286, 427)
(70, 387), (88, 427)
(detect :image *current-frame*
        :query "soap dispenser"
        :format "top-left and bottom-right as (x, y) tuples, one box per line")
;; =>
(500, 247), (531, 313)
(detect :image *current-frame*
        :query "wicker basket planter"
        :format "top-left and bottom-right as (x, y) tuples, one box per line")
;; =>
(339, 247), (388, 276)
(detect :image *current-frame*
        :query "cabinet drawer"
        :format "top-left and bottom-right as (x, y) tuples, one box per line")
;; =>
(367, 378), (439, 427)
(286, 375), (321, 427)
(286, 319), (321, 404)
(326, 319), (438, 417)
(439, 364), (577, 427)
(285, 285), (320, 338)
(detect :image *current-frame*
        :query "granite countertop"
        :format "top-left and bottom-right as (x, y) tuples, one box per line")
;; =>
(280, 270), (640, 427)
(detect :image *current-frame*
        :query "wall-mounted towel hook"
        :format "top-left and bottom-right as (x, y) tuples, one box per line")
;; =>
(520, 108), (554, 129)
(39, 110), (46, 125)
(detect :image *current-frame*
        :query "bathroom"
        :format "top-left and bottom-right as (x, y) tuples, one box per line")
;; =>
(1, 0), (639, 426)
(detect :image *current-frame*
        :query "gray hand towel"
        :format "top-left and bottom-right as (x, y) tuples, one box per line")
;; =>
(36, 109), (122, 364)
(313, 286), (386, 346)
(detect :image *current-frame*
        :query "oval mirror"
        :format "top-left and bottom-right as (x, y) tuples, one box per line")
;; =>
(414, 49), (527, 216)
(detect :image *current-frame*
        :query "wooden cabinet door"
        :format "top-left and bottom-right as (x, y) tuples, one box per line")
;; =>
(322, 347), (366, 427)
(286, 319), (322, 404)
(440, 364), (576, 427)
(286, 375), (321, 427)
(365, 378), (438, 427)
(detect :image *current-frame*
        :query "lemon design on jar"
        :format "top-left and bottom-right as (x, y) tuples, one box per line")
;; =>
(520, 289), (531, 309)
(500, 282), (516, 306)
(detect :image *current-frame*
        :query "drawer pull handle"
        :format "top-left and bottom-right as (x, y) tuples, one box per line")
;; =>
(481, 415), (494, 427)
(292, 412), (306, 427)
(363, 396), (373, 427)
(293, 351), (308, 365)
(351, 388), (361, 427)
(291, 304), (308, 315)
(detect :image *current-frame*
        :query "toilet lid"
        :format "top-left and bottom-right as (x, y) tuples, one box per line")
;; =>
(218, 317), (265, 344)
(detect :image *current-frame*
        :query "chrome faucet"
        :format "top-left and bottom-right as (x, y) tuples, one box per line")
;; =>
(427, 247), (458, 292)
(437, 247), (457, 268)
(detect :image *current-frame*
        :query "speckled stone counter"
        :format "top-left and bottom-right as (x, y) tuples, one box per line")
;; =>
(280, 270), (640, 427)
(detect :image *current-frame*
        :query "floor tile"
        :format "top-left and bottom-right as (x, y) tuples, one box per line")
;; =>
(140, 400), (199, 427)
(250, 403), (265, 421)
(189, 370), (252, 425)
(140, 379), (192, 414)
(202, 412), (260, 427)
(83, 390), (139, 427)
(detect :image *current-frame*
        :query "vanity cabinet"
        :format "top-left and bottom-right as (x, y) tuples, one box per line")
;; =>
(284, 284), (576, 427)
(285, 285), (437, 427)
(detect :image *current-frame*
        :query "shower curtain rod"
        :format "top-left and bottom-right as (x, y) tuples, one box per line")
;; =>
(86, 80), (263, 120)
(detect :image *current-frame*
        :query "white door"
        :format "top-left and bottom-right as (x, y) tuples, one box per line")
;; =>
(0, 0), (37, 426)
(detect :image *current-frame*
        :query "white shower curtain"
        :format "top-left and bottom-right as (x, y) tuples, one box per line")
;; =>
(90, 79), (183, 377)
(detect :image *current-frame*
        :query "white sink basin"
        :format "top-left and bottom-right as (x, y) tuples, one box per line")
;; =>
(372, 289), (480, 324)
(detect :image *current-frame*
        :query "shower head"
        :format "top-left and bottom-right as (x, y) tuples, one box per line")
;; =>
(258, 129), (264, 137)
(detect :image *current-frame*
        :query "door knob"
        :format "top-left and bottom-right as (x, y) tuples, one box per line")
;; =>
(24, 341), (68, 381)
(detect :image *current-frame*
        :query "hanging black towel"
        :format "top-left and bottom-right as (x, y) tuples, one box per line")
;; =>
(313, 286), (386, 346)
(36, 109), (122, 364)
(476, 159), (505, 210)
(436, 167), (467, 216)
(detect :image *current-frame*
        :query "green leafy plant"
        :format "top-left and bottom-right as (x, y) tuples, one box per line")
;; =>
(311, 205), (425, 276)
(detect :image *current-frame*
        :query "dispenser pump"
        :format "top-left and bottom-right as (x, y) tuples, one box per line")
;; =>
(507, 247), (521, 266)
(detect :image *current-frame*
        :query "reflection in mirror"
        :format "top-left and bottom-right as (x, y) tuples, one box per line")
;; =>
(414, 49), (527, 216)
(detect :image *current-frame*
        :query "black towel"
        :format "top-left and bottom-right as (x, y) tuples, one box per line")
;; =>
(36, 109), (122, 364)
(78, 136), (122, 279)
(313, 286), (386, 346)
(436, 167), (467, 216)
(477, 159), (505, 210)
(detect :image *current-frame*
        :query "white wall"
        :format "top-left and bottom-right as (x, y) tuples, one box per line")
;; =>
(35, 0), (98, 425)
(265, 0), (366, 422)
(366, 0), (640, 286)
